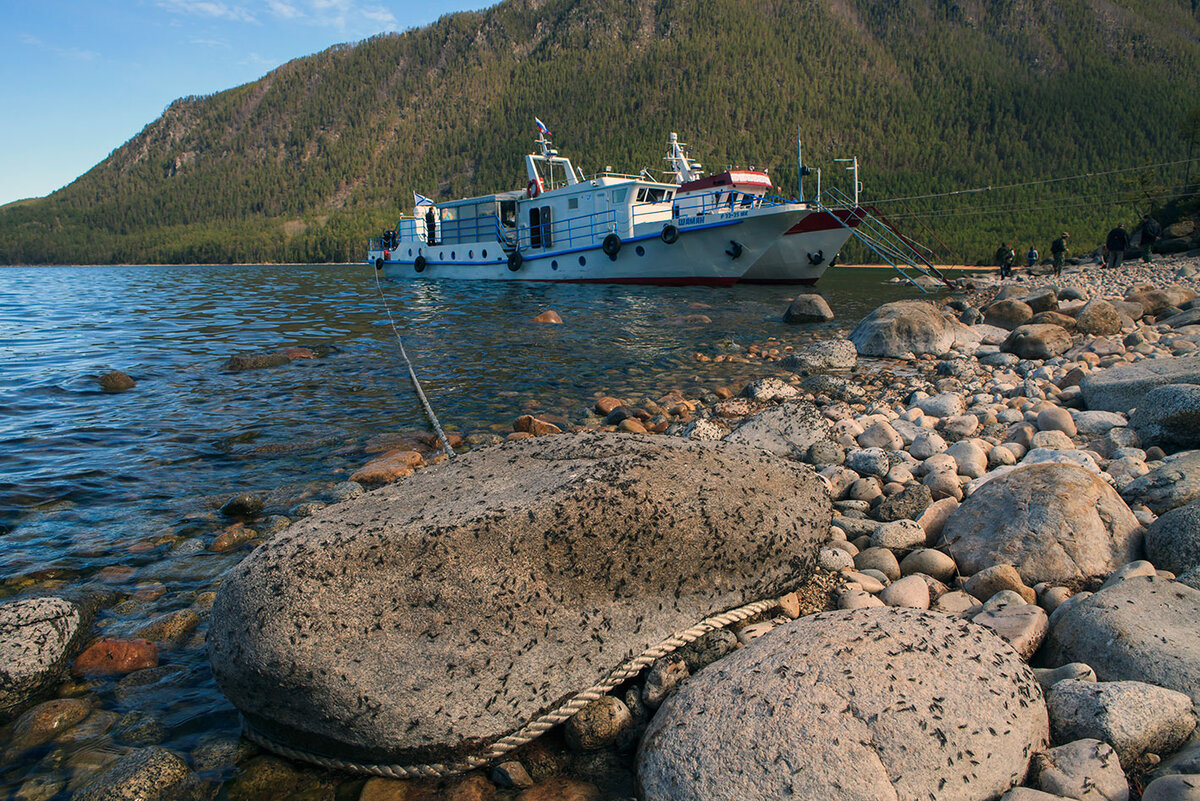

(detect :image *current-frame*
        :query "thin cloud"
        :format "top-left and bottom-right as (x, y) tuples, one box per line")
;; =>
(263, 0), (397, 32)
(157, 0), (258, 23)
(190, 37), (233, 47)
(20, 32), (100, 60)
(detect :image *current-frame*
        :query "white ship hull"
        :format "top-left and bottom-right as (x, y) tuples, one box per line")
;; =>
(741, 209), (864, 284)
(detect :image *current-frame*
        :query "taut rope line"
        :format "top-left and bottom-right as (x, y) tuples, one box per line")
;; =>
(241, 597), (780, 778)
(371, 265), (456, 459)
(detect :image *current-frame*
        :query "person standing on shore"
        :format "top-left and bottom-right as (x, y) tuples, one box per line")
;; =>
(995, 242), (1015, 279)
(1026, 245), (1039, 271)
(1051, 232), (1069, 276)
(1105, 223), (1130, 270)
(1139, 214), (1162, 263)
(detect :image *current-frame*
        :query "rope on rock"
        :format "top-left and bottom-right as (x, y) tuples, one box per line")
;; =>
(241, 596), (780, 778)
(371, 266), (455, 459)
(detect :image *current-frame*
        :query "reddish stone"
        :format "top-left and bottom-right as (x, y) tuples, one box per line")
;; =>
(417, 432), (463, 451)
(618, 418), (648, 434)
(94, 565), (136, 584)
(532, 310), (563, 324)
(278, 347), (315, 360)
(714, 386), (735, 399)
(513, 415), (562, 436)
(507, 431), (534, 440)
(594, 397), (624, 416)
(515, 778), (601, 801)
(73, 639), (159, 676)
(350, 450), (425, 485)
(444, 774), (497, 801)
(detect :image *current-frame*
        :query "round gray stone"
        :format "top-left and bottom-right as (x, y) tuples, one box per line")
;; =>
(208, 433), (831, 766)
(636, 607), (1048, 801)
(850, 300), (957, 358)
(1045, 679), (1196, 766)
(0, 597), (90, 721)
(1121, 451), (1200, 514)
(1145, 499), (1200, 576)
(942, 464), (1142, 584)
(724, 400), (833, 460)
(1130, 384), (1200, 452)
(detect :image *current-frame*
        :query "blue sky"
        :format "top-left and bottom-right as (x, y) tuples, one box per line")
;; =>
(0, 0), (491, 206)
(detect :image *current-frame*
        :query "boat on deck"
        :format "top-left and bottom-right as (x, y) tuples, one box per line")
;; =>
(366, 125), (863, 285)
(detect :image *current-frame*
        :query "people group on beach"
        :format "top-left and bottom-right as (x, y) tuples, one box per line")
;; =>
(994, 213), (1161, 278)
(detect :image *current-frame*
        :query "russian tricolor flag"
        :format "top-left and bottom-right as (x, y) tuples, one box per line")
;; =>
(535, 117), (550, 136)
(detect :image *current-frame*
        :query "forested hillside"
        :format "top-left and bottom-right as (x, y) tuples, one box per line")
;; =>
(2, 0), (1199, 265)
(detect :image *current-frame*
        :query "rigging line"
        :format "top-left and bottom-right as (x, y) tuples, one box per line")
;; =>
(885, 182), (1200, 220)
(870, 157), (1200, 205)
(371, 265), (456, 459)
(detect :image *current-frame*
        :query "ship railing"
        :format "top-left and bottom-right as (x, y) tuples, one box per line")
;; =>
(818, 186), (951, 293)
(666, 191), (789, 220)
(515, 208), (617, 251)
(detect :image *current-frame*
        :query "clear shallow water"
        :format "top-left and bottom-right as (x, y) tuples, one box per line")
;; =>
(0, 263), (937, 796)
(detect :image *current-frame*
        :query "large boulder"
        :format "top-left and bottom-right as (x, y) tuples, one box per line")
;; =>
(1144, 499), (1200, 575)
(1074, 299), (1124, 336)
(849, 300), (956, 358)
(1042, 576), (1200, 705)
(636, 607), (1048, 801)
(1080, 357), (1200, 413)
(1126, 287), (1196, 316)
(724, 400), (833, 459)
(1130, 384), (1200, 451)
(940, 464), (1142, 585)
(1121, 451), (1200, 514)
(1045, 679), (1196, 765)
(0, 597), (92, 721)
(1002, 324), (1073, 360)
(208, 433), (831, 768)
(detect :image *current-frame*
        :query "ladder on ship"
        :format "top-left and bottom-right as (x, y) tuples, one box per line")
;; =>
(819, 186), (953, 293)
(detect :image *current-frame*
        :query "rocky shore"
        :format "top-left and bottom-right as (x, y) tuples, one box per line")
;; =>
(4, 253), (1200, 800)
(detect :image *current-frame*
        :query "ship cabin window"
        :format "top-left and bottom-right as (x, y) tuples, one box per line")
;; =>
(636, 187), (670, 203)
(611, 188), (628, 204)
(568, 197), (579, 210)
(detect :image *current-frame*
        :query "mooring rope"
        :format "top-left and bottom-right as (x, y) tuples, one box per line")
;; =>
(241, 596), (780, 778)
(371, 264), (455, 459)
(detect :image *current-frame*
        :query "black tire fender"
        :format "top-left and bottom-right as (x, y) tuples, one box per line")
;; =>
(414, 255), (427, 272)
(660, 224), (679, 245)
(507, 250), (523, 272)
(375, 258), (384, 270)
(807, 249), (825, 266)
(726, 240), (743, 259)
(602, 233), (622, 260)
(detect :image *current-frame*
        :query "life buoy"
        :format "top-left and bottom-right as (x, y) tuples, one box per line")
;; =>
(414, 255), (427, 272)
(726, 240), (743, 259)
(375, 258), (384, 270)
(661, 224), (679, 245)
(507, 250), (523, 272)
(384, 250), (390, 259)
(527, 178), (543, 198)
(602, 233), (622, 260)
(807, 249), (825, 266)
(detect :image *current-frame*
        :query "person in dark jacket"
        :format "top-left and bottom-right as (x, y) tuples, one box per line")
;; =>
(1140, 214), (1162, 263)
(1105, 223), (1130, 271)
(1050, 232), (1069, 276)
(995, 242), (1015, 279)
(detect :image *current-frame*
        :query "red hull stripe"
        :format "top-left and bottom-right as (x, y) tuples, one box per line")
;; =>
(785, 208), (864, 235)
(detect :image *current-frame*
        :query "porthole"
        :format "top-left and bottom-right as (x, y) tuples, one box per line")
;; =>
(408, 248), (413, 257)
(439, 252), (444, 259)
(636, 245), (645, 256)
(451, 251), (456, 259)
(469, 250), (474, 258)
(579, 256), (587, 266)
(551, 260), (558, 270)
(482, 249), (488, 258)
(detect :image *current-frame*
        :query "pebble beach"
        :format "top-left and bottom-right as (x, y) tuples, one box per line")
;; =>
(5, 252), (1200, 801)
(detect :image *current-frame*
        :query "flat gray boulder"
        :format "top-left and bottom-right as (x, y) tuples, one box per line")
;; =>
(0, 597), (91, 721)
(849, 300), (956, 358)
(1130, 384), (1200, 451)
(783, 294), (835, 324)
(779, 339), (857, 371)
(1121, 451), (1200, 514)
(1146, 500), (1200, 575)
(208, 433), (831, 767)
(1046, 679), (1197, 765)
(941, 464), (1142, 584)
(637, 607), (1048, 801)
(1002, 324), (1073, 360)
(1081, 357), (1200, 413)
(724, 400), (833, 459)
(1042, 576), (1200, 705)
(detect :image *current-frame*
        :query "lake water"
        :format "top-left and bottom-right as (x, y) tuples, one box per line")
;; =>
(0, 263), (940, 797)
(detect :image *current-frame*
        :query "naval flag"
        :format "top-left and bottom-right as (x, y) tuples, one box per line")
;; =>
(535, 117), (551, 136)
(413, 192), (434, 207)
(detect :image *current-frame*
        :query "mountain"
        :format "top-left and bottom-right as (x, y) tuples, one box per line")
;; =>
(2, 0), (1199, 265)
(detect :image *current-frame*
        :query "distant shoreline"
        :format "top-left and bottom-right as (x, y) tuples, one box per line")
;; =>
(4, 262), (1000, 271)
